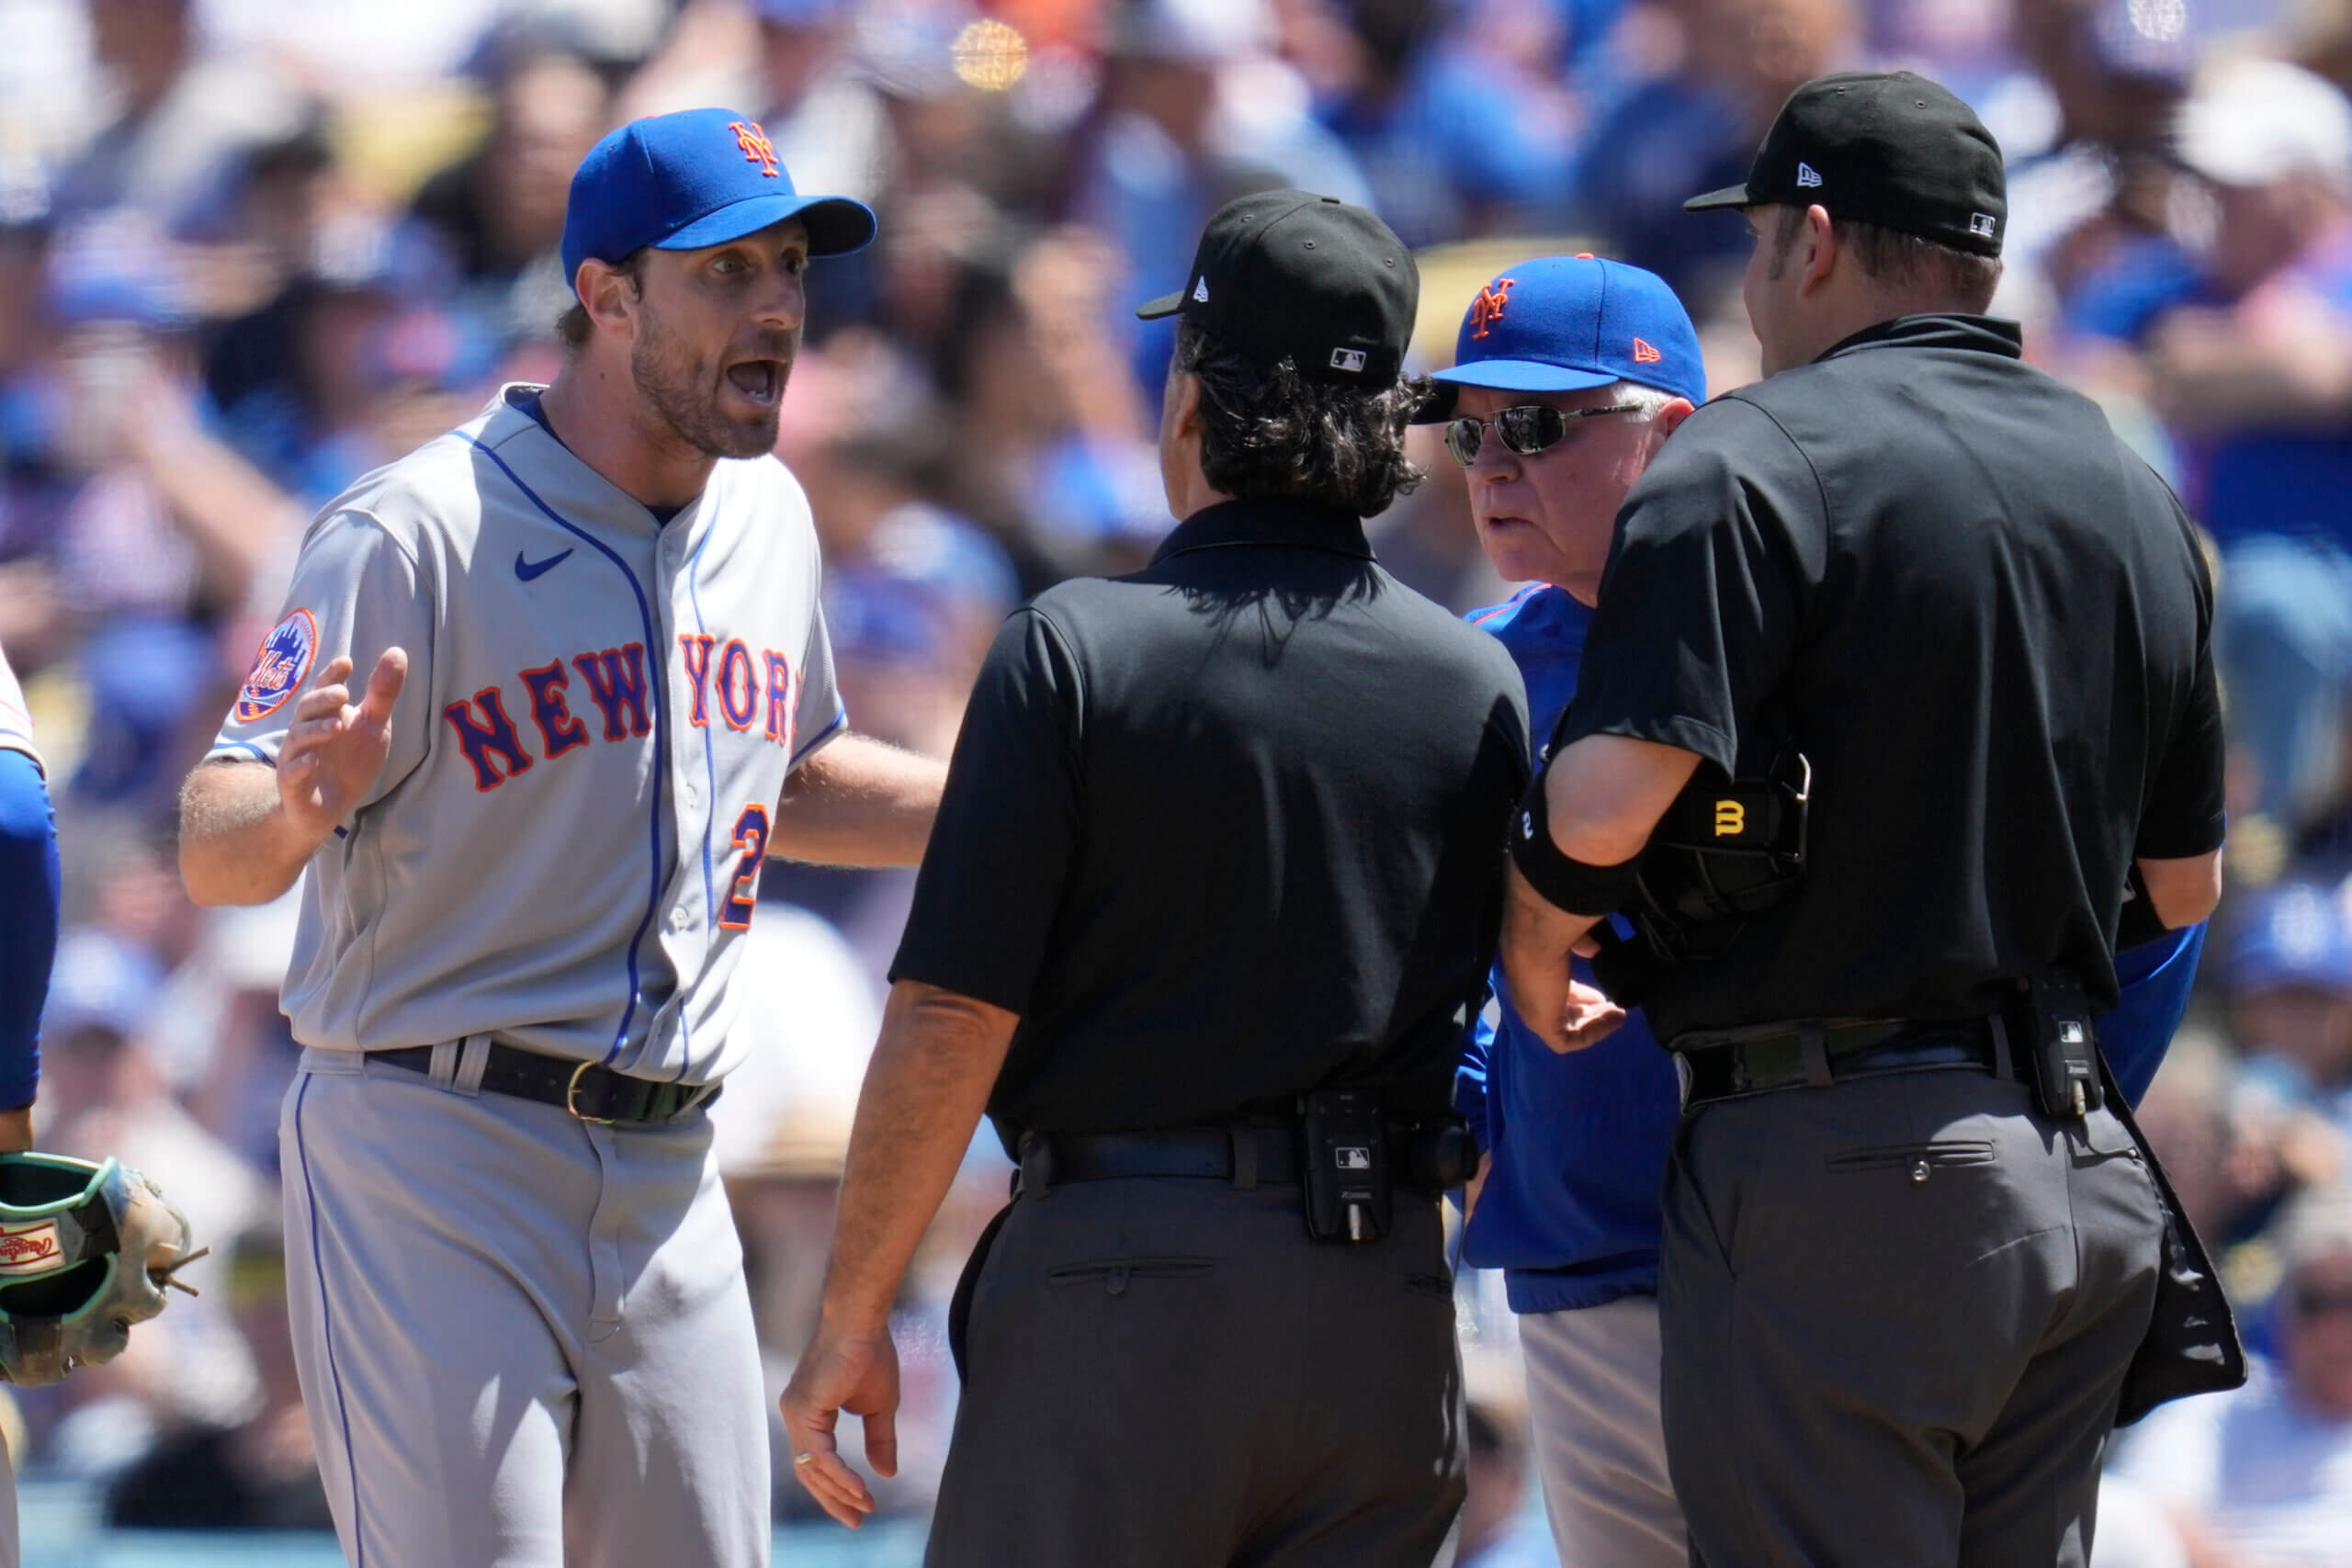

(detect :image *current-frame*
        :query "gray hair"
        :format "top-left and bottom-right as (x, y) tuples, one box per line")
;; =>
(1171, 321), (1430, 519)
(1609, 382), (1679, 418)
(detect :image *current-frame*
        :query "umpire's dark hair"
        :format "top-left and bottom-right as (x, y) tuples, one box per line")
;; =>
(1171, 321), (1430, 519)
(554, 248), (648, 352)
(1770, 207), (2003, 312)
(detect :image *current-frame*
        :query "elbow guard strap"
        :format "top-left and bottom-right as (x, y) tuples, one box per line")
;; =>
(1510, 772), (1642, 917)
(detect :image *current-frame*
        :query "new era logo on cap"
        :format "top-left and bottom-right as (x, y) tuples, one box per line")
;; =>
(1632, 337), (1661, 364)
(1193, 276), (1209, 302)
(1796, 162), (1824, 187)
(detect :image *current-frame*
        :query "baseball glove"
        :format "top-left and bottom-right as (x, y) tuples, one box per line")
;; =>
(0, 1153), (203, 1385)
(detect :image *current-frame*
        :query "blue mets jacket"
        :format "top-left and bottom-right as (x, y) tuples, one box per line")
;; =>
(1456, 583), (2209, 1314)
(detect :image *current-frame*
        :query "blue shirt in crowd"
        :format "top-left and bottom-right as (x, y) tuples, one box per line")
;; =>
(2067, 223), (2352, 554)
(1455, 582), (2209, 1315)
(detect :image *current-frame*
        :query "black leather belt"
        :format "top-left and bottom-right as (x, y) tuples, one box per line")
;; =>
(1023, 1125), (1302, 1193)
(371, 1043), (721, 1125)
(1670, 1016), (2017, 1110)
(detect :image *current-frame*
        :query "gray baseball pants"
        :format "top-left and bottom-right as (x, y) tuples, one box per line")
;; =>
(1519, 1296), (1686, 1568)
(1658, 1068), (2165, 1568)
(278, 1047), (768, 1568)
(927, 1174), (1465, 1568)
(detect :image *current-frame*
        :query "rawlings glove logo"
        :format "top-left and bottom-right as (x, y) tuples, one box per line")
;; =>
(0, 1222), (59, 1274)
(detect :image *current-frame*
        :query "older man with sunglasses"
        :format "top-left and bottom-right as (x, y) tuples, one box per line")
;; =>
(1431, 254), (2211, 1567)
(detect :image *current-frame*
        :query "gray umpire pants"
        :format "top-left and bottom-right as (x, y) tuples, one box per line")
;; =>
(927, 1174), (1464, 1568)
(1658, 1068), (2165, 1568)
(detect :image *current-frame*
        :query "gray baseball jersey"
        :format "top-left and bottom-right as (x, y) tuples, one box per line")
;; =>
(220, 385), (847, 1568)
(210, 384), (844, 1083)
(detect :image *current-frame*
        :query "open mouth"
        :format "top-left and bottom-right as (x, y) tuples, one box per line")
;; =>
(724, 360), (784, 406)
(1483, 513), (1532, 530)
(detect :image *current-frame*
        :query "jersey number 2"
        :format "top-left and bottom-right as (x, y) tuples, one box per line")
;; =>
(720, 804), (770, 930)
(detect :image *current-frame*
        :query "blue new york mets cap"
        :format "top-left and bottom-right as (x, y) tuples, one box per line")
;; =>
(559, 107), (877, 292)
(1422, 254), (1704, 417)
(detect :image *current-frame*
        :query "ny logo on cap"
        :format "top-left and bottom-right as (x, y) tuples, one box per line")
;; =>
(1796, 162), (1823, 188)
(1469, 276), (1516, 340)
(1633, 337), (1662, 364)
(1971, 212), (1997, 238)
(728, 120), (780, 178)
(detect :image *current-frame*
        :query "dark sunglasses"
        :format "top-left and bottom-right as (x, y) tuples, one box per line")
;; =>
(2291, 1282), (2352, 1320)
(1443, 402), (1643, 467)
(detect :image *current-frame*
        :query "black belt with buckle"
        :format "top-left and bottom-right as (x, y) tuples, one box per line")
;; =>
(1670, 1016), (2018, 1110)
(371, 1043), (721, 1125)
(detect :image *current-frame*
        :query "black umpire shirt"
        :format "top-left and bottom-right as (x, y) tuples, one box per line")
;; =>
(891, 497), (1530, 1145)
(1558, 314), (2225, 1043)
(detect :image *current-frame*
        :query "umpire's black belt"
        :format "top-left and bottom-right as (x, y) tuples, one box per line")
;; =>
(1668, 1015), (2020, 1111)
(371, 1043), (720, 1125)
(1018, 1124), (1301, 1195)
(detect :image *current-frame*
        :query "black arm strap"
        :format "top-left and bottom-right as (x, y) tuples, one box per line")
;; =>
(1509, 772), (1642, 917)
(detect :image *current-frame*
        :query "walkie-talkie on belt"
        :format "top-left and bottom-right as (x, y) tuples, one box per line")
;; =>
(2010, 973), (2105, 1121)
(1301, 1089), (1393, 1243)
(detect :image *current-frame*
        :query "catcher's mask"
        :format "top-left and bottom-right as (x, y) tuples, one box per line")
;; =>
(0, 1153), (200, 1383)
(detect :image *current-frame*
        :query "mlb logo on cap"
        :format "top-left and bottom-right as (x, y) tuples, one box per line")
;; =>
(1426, 254), (1705, 410)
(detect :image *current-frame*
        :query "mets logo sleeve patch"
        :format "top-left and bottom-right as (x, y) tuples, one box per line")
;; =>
(234, 609), (319, 723)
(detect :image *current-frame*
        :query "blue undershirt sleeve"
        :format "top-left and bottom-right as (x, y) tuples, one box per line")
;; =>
(0, 750), (59, 1109)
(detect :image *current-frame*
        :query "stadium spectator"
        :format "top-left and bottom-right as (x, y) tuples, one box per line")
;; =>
(1572, 0), (1859, 301)
(406, 45), (615, 351)
(52, 0), (303, 233)
(2119, 59), (2352, 837)
(101, 1224), (332, 1531)
(2227, 882), (2352, 1132)
(2113, 1185), (2352, 1565)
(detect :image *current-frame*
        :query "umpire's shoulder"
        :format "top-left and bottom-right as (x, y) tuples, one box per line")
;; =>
(1618, 389), (1825, 536)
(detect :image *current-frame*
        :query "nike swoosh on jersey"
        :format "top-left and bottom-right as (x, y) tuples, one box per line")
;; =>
(515, 548), (575, 581)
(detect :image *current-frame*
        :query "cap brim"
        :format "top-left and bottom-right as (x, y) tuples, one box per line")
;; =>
(1431, 360), (1621, 392)
(1411, 361), (1623, 423)
(1135, 291), (1186, 321)
(1681, 184), (1757, 212)
(657, 192), (878, 258)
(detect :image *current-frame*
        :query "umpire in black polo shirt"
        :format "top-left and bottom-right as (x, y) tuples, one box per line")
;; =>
(1500, 74), (2229, 1566)
(781, 190), (1528, 1566)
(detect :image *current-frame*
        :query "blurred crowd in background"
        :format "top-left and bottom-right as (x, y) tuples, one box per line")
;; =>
(5, 0), (2352, 1560)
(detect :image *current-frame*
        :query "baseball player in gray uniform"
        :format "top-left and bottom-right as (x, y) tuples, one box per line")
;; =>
(175, 109), (944, 1568)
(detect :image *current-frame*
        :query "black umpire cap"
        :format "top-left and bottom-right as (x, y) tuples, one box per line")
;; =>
(1686, 71), (2007, 258)
(1137, 189), (1419, 383)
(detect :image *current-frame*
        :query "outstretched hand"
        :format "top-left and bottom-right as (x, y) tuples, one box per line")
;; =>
(780, 1325), (901, 1529)
(277, 649), (406, 848)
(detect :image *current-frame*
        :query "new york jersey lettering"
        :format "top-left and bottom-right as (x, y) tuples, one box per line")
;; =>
(573, 644), (652, 739)
(680, 635), (718, 728)
(519, 660), (591, 760)
(444, 688), (535, 791)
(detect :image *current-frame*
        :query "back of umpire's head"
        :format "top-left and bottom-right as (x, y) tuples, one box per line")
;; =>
(1685, 71), (2007, 374)
(1136, 191), (1428, 521)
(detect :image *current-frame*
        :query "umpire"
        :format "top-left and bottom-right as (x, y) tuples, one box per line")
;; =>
(1500, 73), (2229, 1566)
(783, 189), (1528, 1565)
